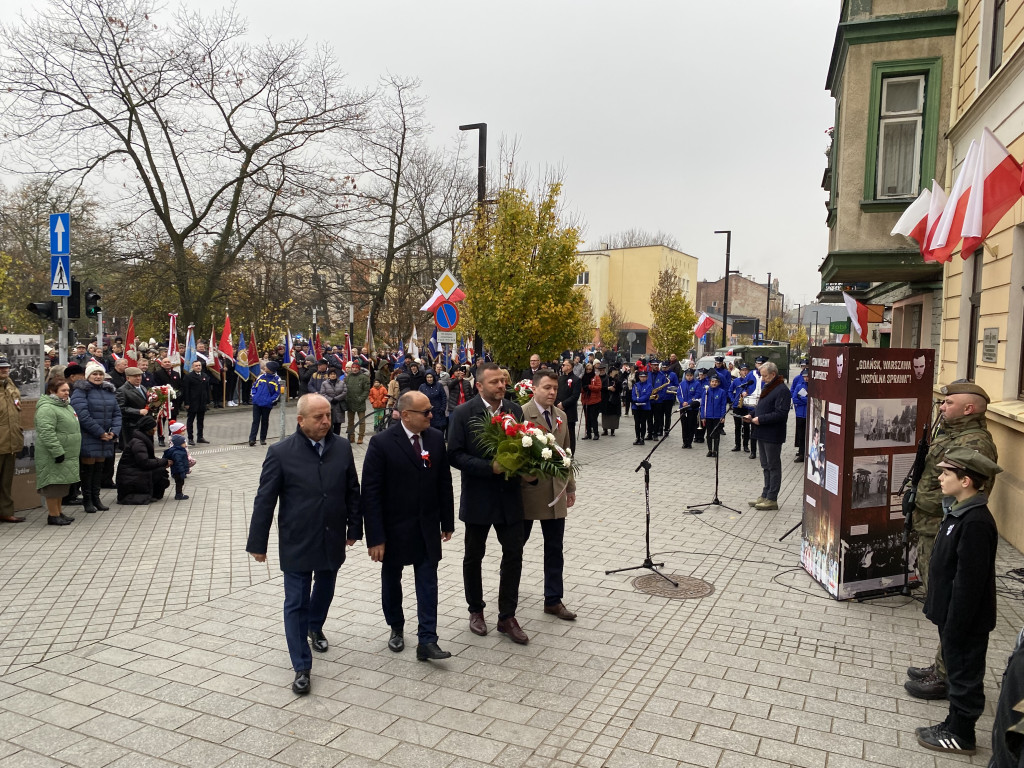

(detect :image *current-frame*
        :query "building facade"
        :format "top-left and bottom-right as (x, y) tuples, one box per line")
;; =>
(939, 0), (1024, 547)
(577, 244), (698, 332)
(821, 0), (957, 349)
(696, 275), (784, 334)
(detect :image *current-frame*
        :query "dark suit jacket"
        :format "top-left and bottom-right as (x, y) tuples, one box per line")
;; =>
(362, 423), (454, 565)
(116, 382), (149, 436)
(247, 427), (362, 572)
(556, 374), (581, 423)
(447, 395), (524, 526)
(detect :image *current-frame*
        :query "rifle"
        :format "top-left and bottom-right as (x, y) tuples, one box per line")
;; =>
(900, 401), (943, 516)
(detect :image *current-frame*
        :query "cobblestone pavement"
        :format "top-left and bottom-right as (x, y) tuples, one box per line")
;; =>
(1, 403), (1023, 767)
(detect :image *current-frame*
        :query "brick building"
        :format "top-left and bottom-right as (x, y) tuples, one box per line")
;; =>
(696, 275), (784, 330)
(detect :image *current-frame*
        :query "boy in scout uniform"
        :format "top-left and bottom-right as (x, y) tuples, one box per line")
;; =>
(915, 446), (1001, 756)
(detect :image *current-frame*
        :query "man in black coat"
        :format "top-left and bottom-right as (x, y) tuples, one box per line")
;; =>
(247, 393), (362, 695)
(181, 360), (212, 445)
(362, 390), (455, 661)
(151, 356), (183, 446)
(447, 362), (529, 644)
(115, 367), (150, 443)
(744, 361), (791, 511)
(555, 358), (582, 454)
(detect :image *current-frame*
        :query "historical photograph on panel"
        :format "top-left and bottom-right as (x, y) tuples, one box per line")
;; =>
(853, 398), (917, 448)
(807, 398), (827, 486)
(14, 429), (35, 475)
(851, 455), (890, 509)
(0, 334), (44, 401)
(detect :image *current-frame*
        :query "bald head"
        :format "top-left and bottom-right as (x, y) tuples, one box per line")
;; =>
(941, 392), (987, 420)
(296, 394), (332, 441)
(398, 390), (432, 434)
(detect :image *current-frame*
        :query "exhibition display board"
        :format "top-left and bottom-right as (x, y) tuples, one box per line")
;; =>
(800, 345), (935, 599)
(0, 335), (45, 512)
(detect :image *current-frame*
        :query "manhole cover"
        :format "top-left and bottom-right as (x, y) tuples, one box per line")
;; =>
(632, 573), (714, 600)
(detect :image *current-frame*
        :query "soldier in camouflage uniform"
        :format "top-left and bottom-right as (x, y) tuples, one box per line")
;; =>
(905, 381), (997, 701)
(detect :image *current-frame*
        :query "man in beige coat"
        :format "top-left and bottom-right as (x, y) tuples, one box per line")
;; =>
(521, 369), (577, 620)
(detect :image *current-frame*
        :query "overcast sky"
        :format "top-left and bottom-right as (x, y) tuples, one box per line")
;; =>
(12, 0), (841, 307)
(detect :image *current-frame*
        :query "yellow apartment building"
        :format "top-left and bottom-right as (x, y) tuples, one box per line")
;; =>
(940, 0), (1024, 547)
(577, 245), (699, 348)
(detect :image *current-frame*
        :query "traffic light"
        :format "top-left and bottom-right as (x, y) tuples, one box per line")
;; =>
(26, 300), (59, 322)
(85, 289), (101, 318)
(68, 280), (81, 319)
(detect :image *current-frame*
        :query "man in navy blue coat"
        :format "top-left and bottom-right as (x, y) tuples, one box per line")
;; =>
(448, 363), (529, 644)
(247, 394), (362, 695)
(362, 390), (455, 661)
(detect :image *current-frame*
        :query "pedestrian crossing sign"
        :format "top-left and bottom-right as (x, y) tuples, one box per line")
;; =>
(50, 255), (71, 297)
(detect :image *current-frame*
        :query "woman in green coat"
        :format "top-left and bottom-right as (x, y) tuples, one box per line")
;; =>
(34, 376), (82, 526)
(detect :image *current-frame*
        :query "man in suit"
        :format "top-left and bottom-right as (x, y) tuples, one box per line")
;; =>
(555, 359), (581, 455)
(115, 366), (150, 443)
(522, 369), (577, 620)
(448, 362), (529, 644)
(247, 394), (362, 695)
(362, 390), (455, 661)
(519, 354), (542, 382)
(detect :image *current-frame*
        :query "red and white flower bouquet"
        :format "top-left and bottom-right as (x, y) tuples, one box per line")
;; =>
(472, 412), (579, 480)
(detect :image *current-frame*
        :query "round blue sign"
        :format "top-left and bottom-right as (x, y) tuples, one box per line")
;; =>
(435, 301), (459, 331)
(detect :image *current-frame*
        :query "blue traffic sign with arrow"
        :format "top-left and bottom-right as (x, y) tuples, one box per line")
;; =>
(50, 213), (70, 255)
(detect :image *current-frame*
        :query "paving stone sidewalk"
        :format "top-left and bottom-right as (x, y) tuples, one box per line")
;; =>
(1, 404), (1023, 767)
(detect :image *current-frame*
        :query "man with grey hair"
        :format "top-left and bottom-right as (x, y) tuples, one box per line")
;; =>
(247, 393), (362, 696)
(744, 361), (790, 511)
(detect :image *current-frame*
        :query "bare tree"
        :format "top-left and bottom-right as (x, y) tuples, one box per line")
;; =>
(0, 0), (369, 326)
(348, 75), (475, 337)
(596, 228), (681, 250)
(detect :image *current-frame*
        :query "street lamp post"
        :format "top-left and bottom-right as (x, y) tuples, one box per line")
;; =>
(460, 122), (487, 357)
(765, 271), (772, 342)
(813, 310), (819, 346)
(714, 230), (739, 350)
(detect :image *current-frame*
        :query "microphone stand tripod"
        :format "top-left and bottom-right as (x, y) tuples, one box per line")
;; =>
(605, 410), (684, 587)
(687, 408), (743, 515)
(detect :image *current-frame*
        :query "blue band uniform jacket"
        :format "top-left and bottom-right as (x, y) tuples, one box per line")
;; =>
(247, 427), (362, 572)
(521, 400), (575, 520)
(362, 423), (455, 565)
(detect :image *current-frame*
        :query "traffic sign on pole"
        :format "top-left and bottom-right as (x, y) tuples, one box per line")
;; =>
(435, 269), (459, 299)
(434, 301), (459, 331)
(50, 255), (71, 296)
(50, 213), (70, 255)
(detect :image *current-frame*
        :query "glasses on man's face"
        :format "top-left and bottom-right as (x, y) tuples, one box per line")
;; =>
(407, 408), (433, 416)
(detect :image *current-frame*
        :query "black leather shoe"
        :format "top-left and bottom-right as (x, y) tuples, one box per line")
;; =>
(904, 674), (948, 700)
(248, 441), (256, 446)
(197, 437), (209, 444)
(907, 663), (935, 681)
(416, 642), (452, 661)
(731, 447), (742, 452)
(59, 512), (75, 522)
(388, 627), (404, 652)
(47, 515), (71, 526)
(469, 612), (487, 636)
(308, 629), (328, 653)
(292, 670), (311, 695)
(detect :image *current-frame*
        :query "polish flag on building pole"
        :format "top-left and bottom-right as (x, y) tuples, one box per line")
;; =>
(891, 179), (947, 258)
(693, 312), (715, 339)
(842, 292), (870, 342)
(926, 140), (979, 263)
(959, 128), (1024, 258)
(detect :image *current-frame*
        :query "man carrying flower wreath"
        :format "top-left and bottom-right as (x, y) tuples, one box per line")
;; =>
(447, 362), (529, 644)
(521, 369), (577, 621)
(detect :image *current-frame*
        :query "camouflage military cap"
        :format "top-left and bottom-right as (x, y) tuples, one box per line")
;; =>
(940, 381), (990, 403)
(937, 445), (1002, 478)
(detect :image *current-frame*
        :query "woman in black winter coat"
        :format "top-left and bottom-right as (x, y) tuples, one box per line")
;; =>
(70, 363), (122, 513)
(419, 372), (449, 432)
(115, 416), (171, 504)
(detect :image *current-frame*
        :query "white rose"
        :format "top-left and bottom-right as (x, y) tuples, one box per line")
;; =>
(564, 447), (573, 457)
(546, 433), (556, 445)
(529, 427), (544, 438)
(541, 448), (552, 460)
(521, 436), (533, 448)
(562, 457), (571, 468)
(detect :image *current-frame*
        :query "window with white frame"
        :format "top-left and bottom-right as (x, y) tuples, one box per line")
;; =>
(876, 75), (924, 198)
(576, 271), (589, 285)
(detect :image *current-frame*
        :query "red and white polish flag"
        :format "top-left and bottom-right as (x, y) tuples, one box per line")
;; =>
(693, 312), (715, 339)
(842, 292), (870, 341)
(926, 139), (979, 263)
(891, 179), (947, 258)
(959, 127), (1023, 258)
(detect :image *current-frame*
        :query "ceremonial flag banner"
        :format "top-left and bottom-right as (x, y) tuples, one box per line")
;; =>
(843, 292), (870, 340)
(420, 286), (467, 313)
(409, 325), (419, 361)
(693, 312), (715, 339)
(890, 186), (931, 248)
(249, 327), (260, 368)
(959, 128), (1024, 258)
(167, 313), (181, 367)
(235, 332), (250, 380)
(459, 337), (467, 364)
(208, 325), (222, 375)
(395, 340), (406, 368)
(284, 330), (298, 375)
(344, 332), (352, 364)
(125, 315), (138, 365)
(184, 326), (197, 370)
(365, 316), (375, 356)
(218, 315), (234, 362)
(428, 327), (438, 358)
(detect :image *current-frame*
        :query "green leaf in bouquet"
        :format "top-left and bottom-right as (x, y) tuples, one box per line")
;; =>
(496, 442), (527, 474)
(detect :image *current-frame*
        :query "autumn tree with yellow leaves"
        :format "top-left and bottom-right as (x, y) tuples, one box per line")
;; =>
(458, 183), (591, 370)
